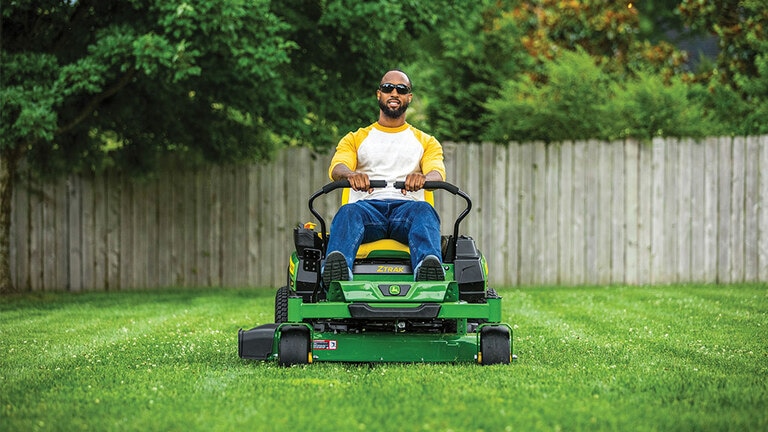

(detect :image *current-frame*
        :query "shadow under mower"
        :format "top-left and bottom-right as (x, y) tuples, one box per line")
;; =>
(238, 180), (513, 366)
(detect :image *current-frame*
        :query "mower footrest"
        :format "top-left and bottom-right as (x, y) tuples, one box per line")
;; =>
(348, 303), (440, 319)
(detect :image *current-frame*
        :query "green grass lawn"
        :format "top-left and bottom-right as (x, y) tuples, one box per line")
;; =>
(1, 284), (766, 431)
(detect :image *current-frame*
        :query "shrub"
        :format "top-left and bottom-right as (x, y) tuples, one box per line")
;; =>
(482, 49), (611, 143)
(483, 49), (719, 142)
(607, 70), (710, 139)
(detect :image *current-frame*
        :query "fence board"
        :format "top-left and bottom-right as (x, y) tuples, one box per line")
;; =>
(464, 144), (482, 246)
(207, 166), (222, 287)
(490, 144), (510, 286)
(259, 157), (276, 287)
(12, 170), (30, 290)
(597, 141), (612, 285)
(518, 143), (534, 285)
(481, 142), (495, 276)
(637, 142), (653, 284)
(145, 178), (159, 289)
(220, 164), (235, 287)
(583, 140), (599, 284)
(182, 171), (193, 288)
(731, 137), (746, 282)
(437, 143), (457, 232)
(718, 137), (733, 282)
(664, 138), (678, 283)
(67, 175), (82, 291)
(158, 169), (173, 287)
(7, 136), (768, 290)
(704, 138), (719, 282)
(611, 141), (626, 284)
(688, 140), (704, 282)
(759, 136), (768, 282)
(246, 164), (260, 287)
(61, 177), (72, 290)
(651, 138), (665, 283)
(571, 141), (586, 285)
(624, 140), (639, 285)
(506, 144), (520, 286)
(106, 172), (121, 290)
(119, 178), (133, 289)
(41, 181), (55, 290)
(26, 177), (38, 290)
(233, 164), (249, 287)
(677, 139), (692, 282)
(532, 141), (547, 285)
(744, 136), (759, 281)
(93, 173), (107, 291)
(170, 167), (185, 286)
(558, 142), (573, 285)
(544, 143), (559, 285)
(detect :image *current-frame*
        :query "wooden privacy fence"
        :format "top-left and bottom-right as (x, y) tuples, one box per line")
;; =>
(10, 136), (768, 291)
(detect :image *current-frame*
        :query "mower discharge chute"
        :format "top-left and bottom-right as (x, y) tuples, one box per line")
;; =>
(238, 180), (513, 365)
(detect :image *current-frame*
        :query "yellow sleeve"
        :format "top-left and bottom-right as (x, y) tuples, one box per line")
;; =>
(420, 134), (446, 181)
(328, 132), (358, 180)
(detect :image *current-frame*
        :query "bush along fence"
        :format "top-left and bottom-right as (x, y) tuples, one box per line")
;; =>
(9, 136), (768, 291)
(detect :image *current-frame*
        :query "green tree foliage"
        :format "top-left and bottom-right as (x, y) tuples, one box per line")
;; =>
(409, 0), (532, 142)
(482, 49), (710, 143)
(415, 0), (694, 143)
(461, 0), (767, 142)
(679, 0), (768, 135)
(1, 0), (445, 176)
(272, 0), (443, 150)
(608, 70), (710, 139)
(1, 0), (296, 176)
(483, 49), (611, 142)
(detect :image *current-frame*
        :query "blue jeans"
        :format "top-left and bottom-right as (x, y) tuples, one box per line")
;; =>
(326, 200), (442, 270)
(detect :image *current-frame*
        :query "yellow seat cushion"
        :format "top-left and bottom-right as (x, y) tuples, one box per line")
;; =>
(355, 239), (410, 259)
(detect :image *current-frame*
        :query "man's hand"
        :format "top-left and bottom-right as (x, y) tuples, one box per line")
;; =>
(347, 172), (372, 193)
(400, 170), (443, 195)
(401, 173), (427, 194)
(331, 164), (373, 193)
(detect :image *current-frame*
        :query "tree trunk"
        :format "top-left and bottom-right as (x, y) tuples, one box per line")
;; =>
(0, 149), (19, 294)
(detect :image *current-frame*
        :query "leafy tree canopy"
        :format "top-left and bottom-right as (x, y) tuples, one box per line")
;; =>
(1, 0), (298, 176)
(415, 0), (767, 143)
(0, 0), (445, 177)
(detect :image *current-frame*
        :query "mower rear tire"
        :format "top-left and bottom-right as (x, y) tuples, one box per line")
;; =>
(278, 326), (311, 366)
(275, 286), (291, 323)
(480, 325), (511, 365)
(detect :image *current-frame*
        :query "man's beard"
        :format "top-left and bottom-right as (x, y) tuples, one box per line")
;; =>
(378, 99), (409, 119)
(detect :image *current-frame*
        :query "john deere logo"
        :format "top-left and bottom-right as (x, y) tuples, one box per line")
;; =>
(388, 285), (401, 295)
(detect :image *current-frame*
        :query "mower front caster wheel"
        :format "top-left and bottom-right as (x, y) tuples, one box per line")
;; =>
(278, 326), (312, 367)
(479, 325), (511, 365)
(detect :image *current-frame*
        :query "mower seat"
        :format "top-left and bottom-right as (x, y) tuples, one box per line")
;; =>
(355, 239), (410, 260)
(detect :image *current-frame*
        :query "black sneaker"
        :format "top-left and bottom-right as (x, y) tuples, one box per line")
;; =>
(415, 255), (445, 281)
(322, 251), (350, 287)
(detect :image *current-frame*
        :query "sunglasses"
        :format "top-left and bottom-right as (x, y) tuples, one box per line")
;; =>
(379, 83), (411, 95)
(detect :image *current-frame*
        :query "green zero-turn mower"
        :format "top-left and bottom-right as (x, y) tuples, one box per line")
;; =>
(238, 180), (513, 366)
